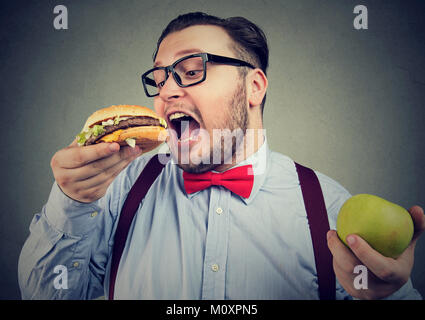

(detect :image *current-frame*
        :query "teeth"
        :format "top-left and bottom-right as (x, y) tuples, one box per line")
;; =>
(179, 136), (199, 142)
(169, 112), (190, 121)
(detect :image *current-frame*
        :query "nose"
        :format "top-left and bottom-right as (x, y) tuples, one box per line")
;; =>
(158, 71), (184, 101)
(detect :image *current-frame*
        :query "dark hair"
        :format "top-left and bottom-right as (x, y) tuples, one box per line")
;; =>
(153, 12), (269, 112)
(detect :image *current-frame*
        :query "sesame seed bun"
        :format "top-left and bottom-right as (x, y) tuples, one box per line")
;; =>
(82, 105), (163, 131)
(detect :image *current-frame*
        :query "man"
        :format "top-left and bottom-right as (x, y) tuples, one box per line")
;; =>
(19, 12), (424, 299)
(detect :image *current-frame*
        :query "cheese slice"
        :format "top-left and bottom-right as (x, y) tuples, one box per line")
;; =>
(99, 129), (123, 142)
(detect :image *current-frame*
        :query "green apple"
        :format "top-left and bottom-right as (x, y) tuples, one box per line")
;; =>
(336, 194), (414, 259)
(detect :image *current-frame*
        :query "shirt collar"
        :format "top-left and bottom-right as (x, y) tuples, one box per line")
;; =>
(231, 136), (270, 204)
(178, 136), (270, 204)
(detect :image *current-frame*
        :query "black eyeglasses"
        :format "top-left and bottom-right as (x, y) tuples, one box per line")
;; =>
(141, 52), (255, 97)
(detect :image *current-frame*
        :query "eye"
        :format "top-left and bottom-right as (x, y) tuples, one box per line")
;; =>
(185, 70), (202, 78)
(157, 80), (165, 89)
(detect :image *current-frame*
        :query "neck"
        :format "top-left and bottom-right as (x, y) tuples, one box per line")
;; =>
(214, 127), (264, 172)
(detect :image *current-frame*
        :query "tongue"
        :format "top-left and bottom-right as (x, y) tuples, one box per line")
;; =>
(180, 118), (200, 141)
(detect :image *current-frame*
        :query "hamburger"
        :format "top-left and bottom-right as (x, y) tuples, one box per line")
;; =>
(76, 105), (167, 152)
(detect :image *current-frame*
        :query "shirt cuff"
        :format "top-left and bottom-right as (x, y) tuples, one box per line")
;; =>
(381, 278), (423, 300)
(44, 182), (103, 236)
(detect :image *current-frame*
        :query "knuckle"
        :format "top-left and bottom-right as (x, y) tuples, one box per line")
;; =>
(50, 154), (59, 169)
(353, 244), (367, 258)
(79, 184), (107, 203)
(56, 174), (70, 187)
(91, 186), (105, 201)
(79, 195), (91, 203)
(73, 185), (82, 196)
(77, 153), (87, 165)
(327, 235), (336, 249)
(72, 150), (85, 165)
(79, 191), (95, 203)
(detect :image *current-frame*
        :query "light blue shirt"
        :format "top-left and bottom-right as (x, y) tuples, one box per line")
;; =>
(18, 139), (422, 299)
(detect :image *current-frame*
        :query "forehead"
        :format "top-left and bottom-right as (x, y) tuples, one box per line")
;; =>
(155, 25), (235, 66)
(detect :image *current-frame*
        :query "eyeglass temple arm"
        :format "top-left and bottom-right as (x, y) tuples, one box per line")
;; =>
(206, 54), (255, 69)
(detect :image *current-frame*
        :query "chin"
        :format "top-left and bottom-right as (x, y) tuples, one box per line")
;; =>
(176, 162), (217, 174)
(168, 131), (239, 173)
(174, 149), (215, 173)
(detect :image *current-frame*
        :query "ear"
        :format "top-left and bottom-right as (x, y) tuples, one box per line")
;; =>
(247, 68), (268, 108)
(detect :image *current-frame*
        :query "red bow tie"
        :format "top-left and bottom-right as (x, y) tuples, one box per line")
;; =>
(183, 165), (254, 198)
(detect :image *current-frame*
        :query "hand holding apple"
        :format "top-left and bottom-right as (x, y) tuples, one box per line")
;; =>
(327, 195), (425, 300)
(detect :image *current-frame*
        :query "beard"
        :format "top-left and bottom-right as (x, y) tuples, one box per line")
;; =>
(175, 80), (249, 174)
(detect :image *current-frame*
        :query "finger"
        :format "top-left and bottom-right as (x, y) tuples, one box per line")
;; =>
(408, 205), (425, 244)
(332, 260), (355, 286)
(327, 230), (361, 274)
(72, 153), (136, 191)
(394, 206), (425, 260)
(69, 138), (78, 147)
(74, 181), (110, 203)
(72, 145), (141, 181)
(60, 142), (121, 169)
(344, 234), (396, 282)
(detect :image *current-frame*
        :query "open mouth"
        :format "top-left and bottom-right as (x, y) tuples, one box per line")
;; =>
(168, 112), (201, 143)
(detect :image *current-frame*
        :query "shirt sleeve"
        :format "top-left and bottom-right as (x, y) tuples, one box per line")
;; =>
(18, 181), (112, 299)
(381, 279), (422, 300)
(18, 154), (152, 300)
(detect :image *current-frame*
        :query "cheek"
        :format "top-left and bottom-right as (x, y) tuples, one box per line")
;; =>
(153, 98), (165, 118)
(198, 102), (227, 130)
(193, 89), (234, 128)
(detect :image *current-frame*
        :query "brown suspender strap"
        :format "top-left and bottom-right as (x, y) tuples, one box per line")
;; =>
(295, 162), (336, 300)
(108, 157), (335, 300)
(108, 154), (168, 300)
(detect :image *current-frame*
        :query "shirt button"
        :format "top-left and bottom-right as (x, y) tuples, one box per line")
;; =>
(211, 264), (219, 272)
(90, 211), (98, 218)
(73, 262), (79, 268)
(215, 207), (223, 215)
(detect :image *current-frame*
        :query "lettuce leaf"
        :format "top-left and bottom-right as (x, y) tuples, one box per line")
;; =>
(92, 125), (105, 136)
(125, 138), (136, 148)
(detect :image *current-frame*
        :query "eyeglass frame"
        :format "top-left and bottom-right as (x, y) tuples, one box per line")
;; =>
(141, 52), (256, 97)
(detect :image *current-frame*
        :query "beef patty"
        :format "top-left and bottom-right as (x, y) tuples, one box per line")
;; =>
(85, 116), (163, 145)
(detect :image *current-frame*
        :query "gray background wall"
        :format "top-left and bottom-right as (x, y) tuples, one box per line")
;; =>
(1, 0), (424, 299)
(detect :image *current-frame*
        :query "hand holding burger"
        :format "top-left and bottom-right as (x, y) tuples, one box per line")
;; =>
(51, 105), (167, 203)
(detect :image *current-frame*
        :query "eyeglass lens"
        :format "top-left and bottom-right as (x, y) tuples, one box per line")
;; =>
(144, 56), (205, 96)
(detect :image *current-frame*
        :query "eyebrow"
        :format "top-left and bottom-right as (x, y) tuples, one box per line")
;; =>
(154, 48), (204, 67)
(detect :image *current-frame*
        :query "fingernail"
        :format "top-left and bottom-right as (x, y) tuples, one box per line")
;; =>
(347, 235), (356, 246)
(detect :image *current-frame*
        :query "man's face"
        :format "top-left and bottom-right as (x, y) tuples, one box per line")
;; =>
(153, 25), (249, 173)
